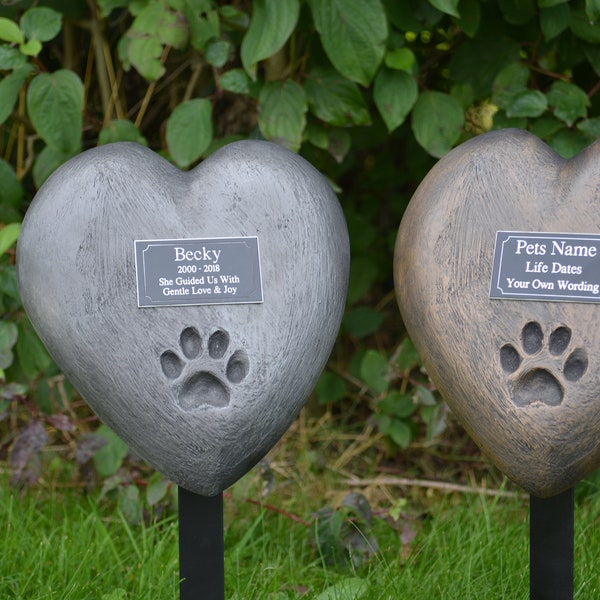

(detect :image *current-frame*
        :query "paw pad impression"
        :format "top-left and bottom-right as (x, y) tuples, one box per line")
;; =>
(500, 321), (587, 407)
(160, 327), (249, 410)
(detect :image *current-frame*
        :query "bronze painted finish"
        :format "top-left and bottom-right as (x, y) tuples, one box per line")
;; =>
(395, 129), (600, 497)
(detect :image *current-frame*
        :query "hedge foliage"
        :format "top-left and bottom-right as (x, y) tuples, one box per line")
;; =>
(1, 0), (600, 488)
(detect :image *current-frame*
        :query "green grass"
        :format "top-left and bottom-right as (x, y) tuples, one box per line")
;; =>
(225, 487), (599, 599)
(0, 482), (179, 599)
(1, 470), (599, 599)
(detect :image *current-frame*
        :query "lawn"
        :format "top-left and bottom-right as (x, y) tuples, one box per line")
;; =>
(1, 416), (599, 599)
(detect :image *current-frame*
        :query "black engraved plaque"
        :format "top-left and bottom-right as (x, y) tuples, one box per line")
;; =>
(490, 231), (600, 303)
(135, 236), (263, 307)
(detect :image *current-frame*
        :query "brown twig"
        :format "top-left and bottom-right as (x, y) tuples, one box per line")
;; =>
(588, 79), (600, 99)
(134, 46), (171, 129)
(342, 475), (522, 499)
(224, 492), (312, 527)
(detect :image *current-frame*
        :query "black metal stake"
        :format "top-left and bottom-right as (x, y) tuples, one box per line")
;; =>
(530, 487), (574, 600)
(178, 487), (224, 600)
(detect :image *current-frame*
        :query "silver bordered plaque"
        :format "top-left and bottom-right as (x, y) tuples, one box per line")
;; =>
(135, 236), (263, 307)
(490, 231), (600, 303)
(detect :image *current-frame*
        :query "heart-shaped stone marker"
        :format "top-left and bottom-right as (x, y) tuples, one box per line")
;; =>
(395, 129), (600, 498)
(17, 140), (349, 496)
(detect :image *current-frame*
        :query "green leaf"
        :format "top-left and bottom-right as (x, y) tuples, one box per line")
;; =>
(308, 0), (387, 86)
(505, 89), (548, 118)
(117, 35), (132, 71)
(540, 4), (570, 40)
(385, 2), (425, 31)
(218, 4), (248, 27)
(0, 223), (20, 255)
(19, 39), (42, 56)
(0, 160), (23, 211)
(205, 38), (231, 67)
(305, 67), (370, 126)
(449, 36), (520, 98)
(32, 145), (76, 188)
(491, 110), (527, 131)
(546, 80), (589, 126)
(147, 473), (170, 506)
(384, 48), (416, 72)
(347, 211), (376, 251)
(450, 82), (474, 109)
(131, 0), (167, 34)
(586, 0), (600, 22)
(99, 119), (148, 145)
(374, 68), (417, 132)
(0, 320), (18, 353)
(314, 577), (368, 600)
(119, 484), (143, 524)
(429, 0), (460, 18)
(585, 45), (600, 77)
(125, 36), (165, 81)
(577, 116), (600, 137)
(0, 265), (20, 303)
(316, 371), (346, 404)
(416, 385), (437, 406)
(530, 116), (565, 139)
(570, 7), (600, 42)
(158, 12), (189, 50)
(16, 318), (52, 379)
(96, 0), (129, 17)
(386, 418), (412, 448)
(258, 80), (307, 151)
(129, 0), (150, 13)
(101, 590), (128, 600)
(498, 0), (535, 24)
(347, 255), (378, 304)
(549, 129), (589, 159)
(342, 307), (385, 338)
(0, 65), (32, 125)
(128, 1), (188, 49)
(166, 98), (213, 168)
(422, 403), (446, 440)
(360, 350), (390, 394)
(181, 5), (220, 51)
(203, 135), (246, 157)
(93, 424), (129, 478)
(306, 122), (329, 149)
(241, 0), (299, 77)
(411, 91), (463, 158)
(379, 391), (417, 418)
(0, 45), (28, 70)
(0, 350), (12, 371)
(27, 70), (83, 153)
(394, 337), (421, 372)
(20, 7), (62, 43)
(0, 18), (23, 44)
(220, 68), (253, 94)
(454, 0), (481, 37)
(348, 349), (366, 381)
(492, 63), (529, 109)
(314, 494), (378, 569)
(326, 128), (351, 163)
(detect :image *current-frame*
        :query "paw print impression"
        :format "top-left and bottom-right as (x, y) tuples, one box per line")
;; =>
(500, 321), (588, 407)
(160, 327), (249, 411)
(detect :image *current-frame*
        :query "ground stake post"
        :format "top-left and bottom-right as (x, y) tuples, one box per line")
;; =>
(179, 487), (224, 600)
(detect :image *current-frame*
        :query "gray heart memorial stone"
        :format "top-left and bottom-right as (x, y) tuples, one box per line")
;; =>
(17, 140), (349, 496)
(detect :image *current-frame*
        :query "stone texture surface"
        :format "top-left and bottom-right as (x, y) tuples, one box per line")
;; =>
(18, 140), (349, 496)
(395, 129), (600, 498)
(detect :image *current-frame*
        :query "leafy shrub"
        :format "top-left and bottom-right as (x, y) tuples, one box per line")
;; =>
(1, 0), (600, 490)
